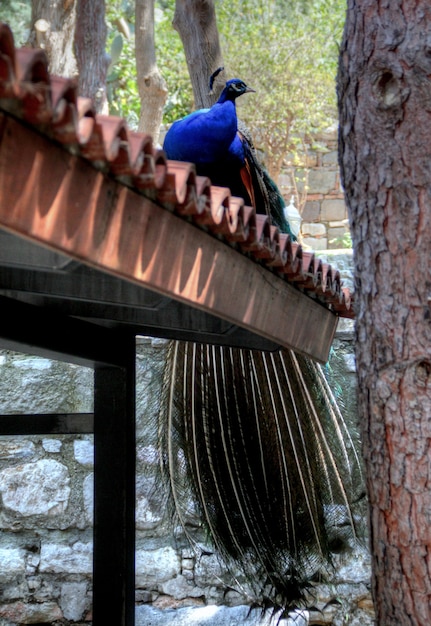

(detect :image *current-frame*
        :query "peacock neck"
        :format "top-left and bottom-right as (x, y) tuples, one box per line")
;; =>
(217, 90), (238, 105)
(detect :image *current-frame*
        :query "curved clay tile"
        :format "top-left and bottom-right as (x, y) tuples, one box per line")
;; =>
(11, 48), (51, 123)
(0, 23), (15, 87)
(225, 196), (248, 242)
(194, 176), (212, 216)
(128, 131), (154, 183)
(161, 160), (197, 211)
(50, 76), (80, 143)
(97, 115), (133, 176)
(152, 149), (168, 190)
(193, 185), (230, 228)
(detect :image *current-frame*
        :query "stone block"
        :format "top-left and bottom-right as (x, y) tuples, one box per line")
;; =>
(322, 150), (339, 166)
(73, 439), (94, 467)
(301, 222), (326, 237)
(159, 574), (205, 600)
(194, 551), (227, 588)
(25, 551), (40, 575)
(0, 459), (70, 516)
(136, 546), (181, 587)
(301, 200), (320, 222)
(0, 548), (25, 579)
(83, 473), (94, 525)
(40, 541), (92, 574)
(329, 219), (349, 228)
(60, 581), (88, 621)
(0, 440), (35, 461)
(299, 169), (337, 195)
(0, 601), (62, 624)
(42, 438), (62, 453)
(321, 198), (347, 222)
(136, 475), (164, 530)
(343, 353), (357, 373)
(301, 236), (328, 251)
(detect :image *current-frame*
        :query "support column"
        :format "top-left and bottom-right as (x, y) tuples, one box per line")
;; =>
(93, 337), (136, 625)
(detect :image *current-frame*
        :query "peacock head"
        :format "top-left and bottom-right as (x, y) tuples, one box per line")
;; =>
(209, 67), (255, 103)
(217, 78), (256, 104)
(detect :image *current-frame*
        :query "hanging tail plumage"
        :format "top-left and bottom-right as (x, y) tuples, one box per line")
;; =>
(157, 341), (363, 613)
(158, 71), (361, 613)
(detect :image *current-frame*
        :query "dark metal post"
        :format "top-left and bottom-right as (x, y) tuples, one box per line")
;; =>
(93, 336), (136, 625)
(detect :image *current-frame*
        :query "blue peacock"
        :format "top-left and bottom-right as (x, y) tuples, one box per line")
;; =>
(164, 67), (295, 237)
(158, 69), (363, 616)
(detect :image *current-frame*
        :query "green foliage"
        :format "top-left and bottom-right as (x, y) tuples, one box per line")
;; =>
(215, 0), (346, 177)
(153, 2), (192, 121)
(105, 0), (347, 144)
(105, 1), (140, 127)
(1, 0), (31, 45)
(105, 0), (191, 127)
(330, 231), (352, 249)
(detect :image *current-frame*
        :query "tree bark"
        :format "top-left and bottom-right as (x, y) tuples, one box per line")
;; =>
(75, 0), (108, 113)
(29, 0), (78, 78)
(135, 0), (168, 144)
(338, 2), (431, 624)
(30, 0), (108, 113)
(173, 0), (224, 108)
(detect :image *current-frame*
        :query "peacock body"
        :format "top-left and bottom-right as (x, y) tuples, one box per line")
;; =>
(159, 71), (363, 613)
(164, 72), (291, 235)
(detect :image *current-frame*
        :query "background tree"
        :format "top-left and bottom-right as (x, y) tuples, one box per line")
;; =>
(28, 0), (78, 79)
(75, 0), (108, 112)
(217, 0), (346, 184)
(135, 0), (167, 142)
(338, 2), (431, 624)
(172, 0), (224, 108)
(27, 0), (108, 112)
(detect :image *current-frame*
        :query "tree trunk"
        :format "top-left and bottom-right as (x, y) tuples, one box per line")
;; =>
(75, 0), (108, 113)
(173, 0), (224, 108)
(30, 0), (108, 113)
(29, 0), (78, 78)
(338, 3), (431, 624)
(135, 0), (168, 144)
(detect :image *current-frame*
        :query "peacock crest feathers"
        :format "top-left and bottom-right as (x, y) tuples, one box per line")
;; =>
(208, 66), (225, 94)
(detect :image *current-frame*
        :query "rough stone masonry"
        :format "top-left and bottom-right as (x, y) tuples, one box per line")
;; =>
(0, 258), (374, 625)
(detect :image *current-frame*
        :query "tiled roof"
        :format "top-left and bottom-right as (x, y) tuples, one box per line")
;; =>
(0, 22), (355, 363)
(0, 22), (353, 317)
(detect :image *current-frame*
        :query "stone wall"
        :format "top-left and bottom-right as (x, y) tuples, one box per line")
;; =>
(277, 128), (350, 250)
(0, 309), (374, 625)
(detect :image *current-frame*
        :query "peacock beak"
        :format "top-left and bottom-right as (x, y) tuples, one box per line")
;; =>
(245, 87), (256, 93)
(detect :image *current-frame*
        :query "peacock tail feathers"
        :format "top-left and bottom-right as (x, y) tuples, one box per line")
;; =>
(157, 340), (363, 612)
(237, 122), (294, 238)
(160, 72), (361, 613)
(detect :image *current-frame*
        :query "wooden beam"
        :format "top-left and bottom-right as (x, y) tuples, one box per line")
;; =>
(0, 413), (93, 435)
(0, 295), (130, 368)
(0, 115), (337, 362)
(0, 263), (282, 351)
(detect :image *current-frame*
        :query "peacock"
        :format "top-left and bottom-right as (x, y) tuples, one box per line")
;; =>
(159, 69), (363, 615)
(164, 67), (293, 237)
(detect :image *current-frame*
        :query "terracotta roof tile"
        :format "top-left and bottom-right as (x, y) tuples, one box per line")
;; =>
(0, 22), (354, 319)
